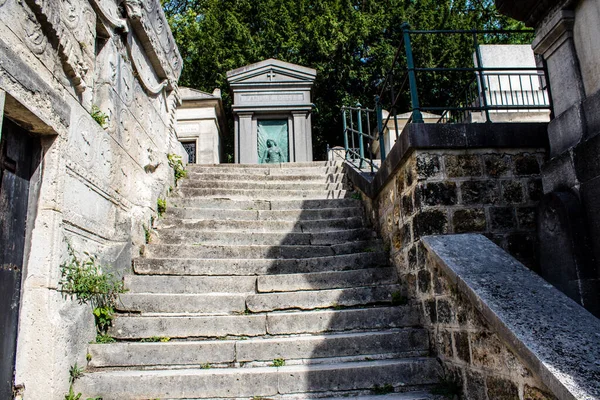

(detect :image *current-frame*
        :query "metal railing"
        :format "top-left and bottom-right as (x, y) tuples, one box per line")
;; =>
(341, 105), (380, 173)
(342, 24), (553, 170)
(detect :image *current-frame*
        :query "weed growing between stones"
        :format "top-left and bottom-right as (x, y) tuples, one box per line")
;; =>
(351, 192), (362, 200)
(271, 358), (285, 367)
(143, 225), (152, 244)
(90, 105), (108, 128)
(391, 291), (408, 306)
(59, 244), (126, 344)
(157, 197), (167, 217)
(140, 336), (171, 342)
(63, 363), (100, 400)
(371, 384), (394, 395)
(201, 363), (211, 369)
(167, 153), (187, 185)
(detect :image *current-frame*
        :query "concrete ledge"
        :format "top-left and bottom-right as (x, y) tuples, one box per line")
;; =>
(345, 123), (548, 198)
(422, 234), (600, 400)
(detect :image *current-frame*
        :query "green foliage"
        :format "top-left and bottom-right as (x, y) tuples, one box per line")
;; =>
(201, 363), (211, 369)
(90, 105), (108, 128)
(157, 198), (167, 217)
(351, 192), (361, 200)
(161, 0), (527, 160)
(93, 306), (115, 335)
(95, 333), (116, 344)
(167, 154), (187, 184)
(144, 225), (152, 244)
(69, 363), (84, 384)
(271, 358), (285, 367)
(64, 385), (82, 400)
(140, 336), (171, 342)
(371, 383), (394, 395)
(59, 245), (126, 310)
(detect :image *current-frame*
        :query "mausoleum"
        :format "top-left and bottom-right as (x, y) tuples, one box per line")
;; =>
(226, 59), (317, 164)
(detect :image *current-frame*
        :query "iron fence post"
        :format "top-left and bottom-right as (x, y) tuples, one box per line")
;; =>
(342, 109), (349, 160)
(356, 104), (365, 169)
(402, 23), (423, 124)
(375, 96), (386, 162)
(473, 32), (491, 123)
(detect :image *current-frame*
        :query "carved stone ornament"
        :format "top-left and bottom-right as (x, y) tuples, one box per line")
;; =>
(23, 0), (94, 93)
(127, 31), (168, 95)
(123, 0), (142, 20)
(88, 0), (128, 32)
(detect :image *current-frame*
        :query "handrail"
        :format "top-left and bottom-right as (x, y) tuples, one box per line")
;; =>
(342, 25), (553, 171)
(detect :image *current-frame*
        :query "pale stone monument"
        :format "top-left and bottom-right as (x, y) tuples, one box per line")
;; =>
(175, 87), (228, 164)
(226, 59), (317, 164)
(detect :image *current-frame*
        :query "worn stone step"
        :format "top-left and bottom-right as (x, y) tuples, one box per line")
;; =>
(176, 188), (349, 200)
(156, 217), (365, 233)
(110, 314), (267, 339)
(133, 252), (388, 276)
(88, 329), (429, 368)
(124, 275), (256, 294)
(184, 172), (346, 183)
(155, 229), (375, 246)
(187, 161), (342, 169)
(111, 306), (418, 339)
(116, 293), (247, 314)
(144, 240), (383, 260)
(246, 284), (401, 312)
(178, 180), (346, 191)
(168, 198), (362, 210)
(75, 358), (440, 399)
(266, 306), (421, 335)
(257, 268), (398, 293)
(163, 207), (363, 222)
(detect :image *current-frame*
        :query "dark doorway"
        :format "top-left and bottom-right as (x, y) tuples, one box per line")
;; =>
(0, 118), (40, 398)
(182, 141), (197, 164)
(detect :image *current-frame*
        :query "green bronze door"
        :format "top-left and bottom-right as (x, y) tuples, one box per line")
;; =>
(257, 120), (289, 164)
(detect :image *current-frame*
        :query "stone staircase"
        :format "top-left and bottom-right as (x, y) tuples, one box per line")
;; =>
(77, 161), (442, 400)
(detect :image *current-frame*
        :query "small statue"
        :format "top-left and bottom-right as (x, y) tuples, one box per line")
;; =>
(261, 139), (284, 164)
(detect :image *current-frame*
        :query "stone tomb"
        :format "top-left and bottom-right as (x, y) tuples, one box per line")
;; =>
(227, 59), (317, 164)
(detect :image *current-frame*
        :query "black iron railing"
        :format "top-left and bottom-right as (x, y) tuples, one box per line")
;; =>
(342, 25), (553, 170)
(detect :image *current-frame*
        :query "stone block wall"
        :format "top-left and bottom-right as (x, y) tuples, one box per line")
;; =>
(0, 0), (185, 398)
(418, 241), (556, 400)
(372, 149), (545, 271)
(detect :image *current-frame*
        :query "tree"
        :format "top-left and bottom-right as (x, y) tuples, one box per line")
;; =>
(162, 0), (526, 160)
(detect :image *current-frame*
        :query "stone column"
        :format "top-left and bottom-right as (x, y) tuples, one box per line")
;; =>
(292, 111), (308, 162)
(306, 112), (313, 161)
(532, 10), (585, 117)
(237, 113), (256, 164)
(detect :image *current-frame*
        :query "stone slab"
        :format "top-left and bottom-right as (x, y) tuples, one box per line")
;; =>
(277, 359), (440, 394)
(168, 198), (361, 210)
(185, 172), (345, 182)
(236, 329), (429, 362)
(158, 217), (364, 233)
(165, 207), (362, 222)
(116, 293), (247, 314)
(257, 268), (397, 292)
(111, 315), (267, 339)
(247, 285), (400, 312)
(423, 234), (600, 400)
(177, 187), (349, 200)
(133, 252), (388, 276)
(88, 341), (236, 367)
(267, 306), (421, 335)
(124, 275), (256, 294)
(75, 367), (279, 399)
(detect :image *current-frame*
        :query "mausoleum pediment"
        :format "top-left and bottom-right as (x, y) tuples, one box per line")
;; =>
(227, 59), (317, 85)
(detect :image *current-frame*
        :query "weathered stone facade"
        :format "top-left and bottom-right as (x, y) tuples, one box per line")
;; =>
(367, 148), (544, 270)
(0, 0), (184, 398)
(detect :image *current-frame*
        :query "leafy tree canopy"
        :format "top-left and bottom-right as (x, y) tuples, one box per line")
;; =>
(162, 0), (527, 160)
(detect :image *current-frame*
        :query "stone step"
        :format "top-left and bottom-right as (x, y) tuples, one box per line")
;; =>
(156, 217), (365, 233)
(184, 172), (346, 183)
(110, 306), (419, 339)
(124, 275), (257, 294)
(76, 358), (440, 399)
(257, 268), (398, 293)
(266, 306), (421, 335)
(155, 228), (375, 246)
(116, 293), (247, 314)
(143, 240), (383, 259)
(168, 198), (362, 210)
(133, 252), (388, 276)
(176, 188), (349, 200)
(178, 180), (346, 191)
(246, 284), (401, 313)
(162, 207), (363, 222)
(187, 161), (342, 169)
(88, 329), (429, 368)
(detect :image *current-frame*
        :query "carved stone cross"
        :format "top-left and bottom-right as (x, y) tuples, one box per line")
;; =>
(267, 72), (276, 81)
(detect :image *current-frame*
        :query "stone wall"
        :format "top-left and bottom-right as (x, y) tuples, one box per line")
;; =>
(418, 239), (556, 400)
(369, 148), (545, 271)
(0, 0), (184, 398)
